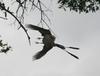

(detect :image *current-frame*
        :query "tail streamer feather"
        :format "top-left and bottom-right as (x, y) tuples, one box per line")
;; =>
(65, 50), (79, 59)
(67, 47), (80, 50)
(55, 43), (79, 59)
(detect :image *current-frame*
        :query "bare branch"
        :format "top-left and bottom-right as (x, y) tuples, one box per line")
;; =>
(0, 16), (7, 20)
(0, 2), (31, 44)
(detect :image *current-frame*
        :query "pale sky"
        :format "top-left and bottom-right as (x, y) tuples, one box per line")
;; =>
(0, 1), (100, 76)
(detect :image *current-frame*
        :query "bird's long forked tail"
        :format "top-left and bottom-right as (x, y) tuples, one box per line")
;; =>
(66, 47), (79, 59)
(55, 43), (79, 59)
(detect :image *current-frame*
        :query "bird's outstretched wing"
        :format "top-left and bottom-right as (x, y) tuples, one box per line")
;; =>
(26, 24), (51, 36)
(33, 45), (53, 60)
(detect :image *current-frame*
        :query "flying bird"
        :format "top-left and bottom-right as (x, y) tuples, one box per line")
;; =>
(26, 24), (79, 60)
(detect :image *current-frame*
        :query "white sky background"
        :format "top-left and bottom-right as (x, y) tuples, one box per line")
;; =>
(0, 0), (100, 76)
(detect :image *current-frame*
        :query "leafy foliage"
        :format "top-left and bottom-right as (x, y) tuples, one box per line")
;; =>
(58, 0), (100, 13)
(0, 38), (12, 54)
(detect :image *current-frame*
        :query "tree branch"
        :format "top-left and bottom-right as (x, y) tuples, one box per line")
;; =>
(0, 3), (31, 44)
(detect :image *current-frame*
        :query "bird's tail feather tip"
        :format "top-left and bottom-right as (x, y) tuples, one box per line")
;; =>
(68, 47), (80, 50)
(69, 53), (79, 59)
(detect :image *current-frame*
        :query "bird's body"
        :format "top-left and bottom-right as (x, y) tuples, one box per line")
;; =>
(43, 34), (55, 46)
(27, 24), (79, 60)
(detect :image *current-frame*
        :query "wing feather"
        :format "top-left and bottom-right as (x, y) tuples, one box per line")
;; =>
(26, 24), (51, 36)
(33, 45), (53, 60)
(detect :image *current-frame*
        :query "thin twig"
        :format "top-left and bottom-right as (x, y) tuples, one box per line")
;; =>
(0, 4), (31, 44)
